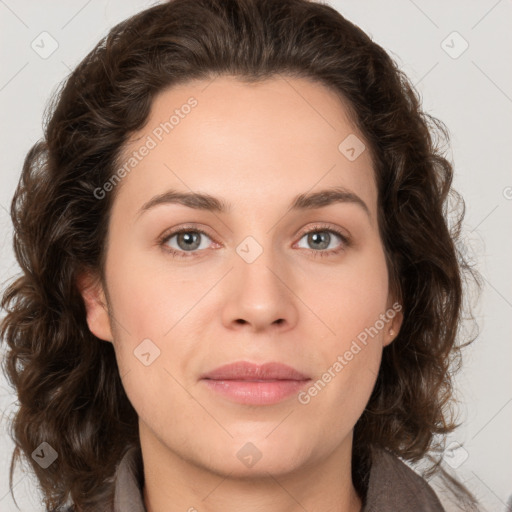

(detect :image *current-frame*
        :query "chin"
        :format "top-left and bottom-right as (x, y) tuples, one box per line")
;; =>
(195, 434), (317, 478)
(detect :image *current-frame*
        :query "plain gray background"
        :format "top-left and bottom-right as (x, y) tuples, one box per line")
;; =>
(0, 1), (511, 511)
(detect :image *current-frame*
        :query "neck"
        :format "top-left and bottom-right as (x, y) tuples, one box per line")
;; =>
(140, 427), (363, 512)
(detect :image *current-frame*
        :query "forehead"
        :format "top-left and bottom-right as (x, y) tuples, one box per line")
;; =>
(112, 75), (377, 222)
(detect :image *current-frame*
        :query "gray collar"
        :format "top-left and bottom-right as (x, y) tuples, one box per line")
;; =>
(113, 445), (445, 511)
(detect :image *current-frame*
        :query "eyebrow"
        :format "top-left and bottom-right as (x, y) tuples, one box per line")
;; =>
(136, 186), (370, 220)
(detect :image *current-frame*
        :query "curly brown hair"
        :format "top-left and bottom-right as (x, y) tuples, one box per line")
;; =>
(1, 0), (482, 510)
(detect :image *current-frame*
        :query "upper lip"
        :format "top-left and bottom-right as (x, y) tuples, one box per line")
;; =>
(200, 361), (310, 381)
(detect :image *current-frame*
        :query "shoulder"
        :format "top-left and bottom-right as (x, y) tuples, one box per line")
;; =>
(363, 447), (446, 512)
(52, 447), (144, 512)
(112, 445), (146, 512)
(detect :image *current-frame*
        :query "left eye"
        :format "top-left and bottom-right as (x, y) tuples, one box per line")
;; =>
(296, 229), (346, 252)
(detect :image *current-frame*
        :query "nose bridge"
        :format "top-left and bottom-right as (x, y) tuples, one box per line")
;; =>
(234, 231), (287, 299)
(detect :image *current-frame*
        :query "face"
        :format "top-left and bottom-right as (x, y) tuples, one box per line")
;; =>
(79, 75), (402, 478)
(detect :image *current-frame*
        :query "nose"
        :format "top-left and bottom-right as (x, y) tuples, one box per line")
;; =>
(220, 246), (299, 334)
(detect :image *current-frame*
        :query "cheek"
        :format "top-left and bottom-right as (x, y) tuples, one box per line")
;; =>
(307, 245), (390, 342)
(103, 244), (212, 394)
(299, 271), (387, 432)
(105, 242), (197, 337)
(300, 243), (389, 403)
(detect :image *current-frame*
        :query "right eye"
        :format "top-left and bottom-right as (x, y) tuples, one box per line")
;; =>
(159, 228), (216, 259)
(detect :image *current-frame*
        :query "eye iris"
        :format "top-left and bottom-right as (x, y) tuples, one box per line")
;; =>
(309, 231), (330, 250)
(177, 232), (201, 251)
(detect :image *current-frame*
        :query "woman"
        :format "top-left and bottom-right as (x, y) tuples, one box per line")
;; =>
(0, 0), (482, 510)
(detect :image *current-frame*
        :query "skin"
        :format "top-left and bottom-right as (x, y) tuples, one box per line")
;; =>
(78, 75), (403, 512)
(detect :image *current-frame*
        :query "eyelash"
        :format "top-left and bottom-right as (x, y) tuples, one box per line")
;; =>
(158, 223), (350, 260)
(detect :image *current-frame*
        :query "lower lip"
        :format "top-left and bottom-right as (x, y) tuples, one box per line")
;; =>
(202, 379), (311, 405)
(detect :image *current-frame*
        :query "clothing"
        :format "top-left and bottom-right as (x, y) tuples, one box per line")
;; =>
(111, 445), (446, 511)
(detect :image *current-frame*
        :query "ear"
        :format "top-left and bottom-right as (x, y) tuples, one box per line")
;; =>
(76, 269), (113, 343)
(382, 297), (404, 348)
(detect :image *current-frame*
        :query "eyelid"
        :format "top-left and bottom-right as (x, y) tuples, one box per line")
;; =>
(295, 222), (350, 244)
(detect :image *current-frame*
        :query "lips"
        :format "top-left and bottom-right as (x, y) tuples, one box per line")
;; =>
(200, 361), (310, 381)
(200, 361), (311, 405)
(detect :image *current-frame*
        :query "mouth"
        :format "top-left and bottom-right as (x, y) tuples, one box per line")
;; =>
(200, 361), (311, 405)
